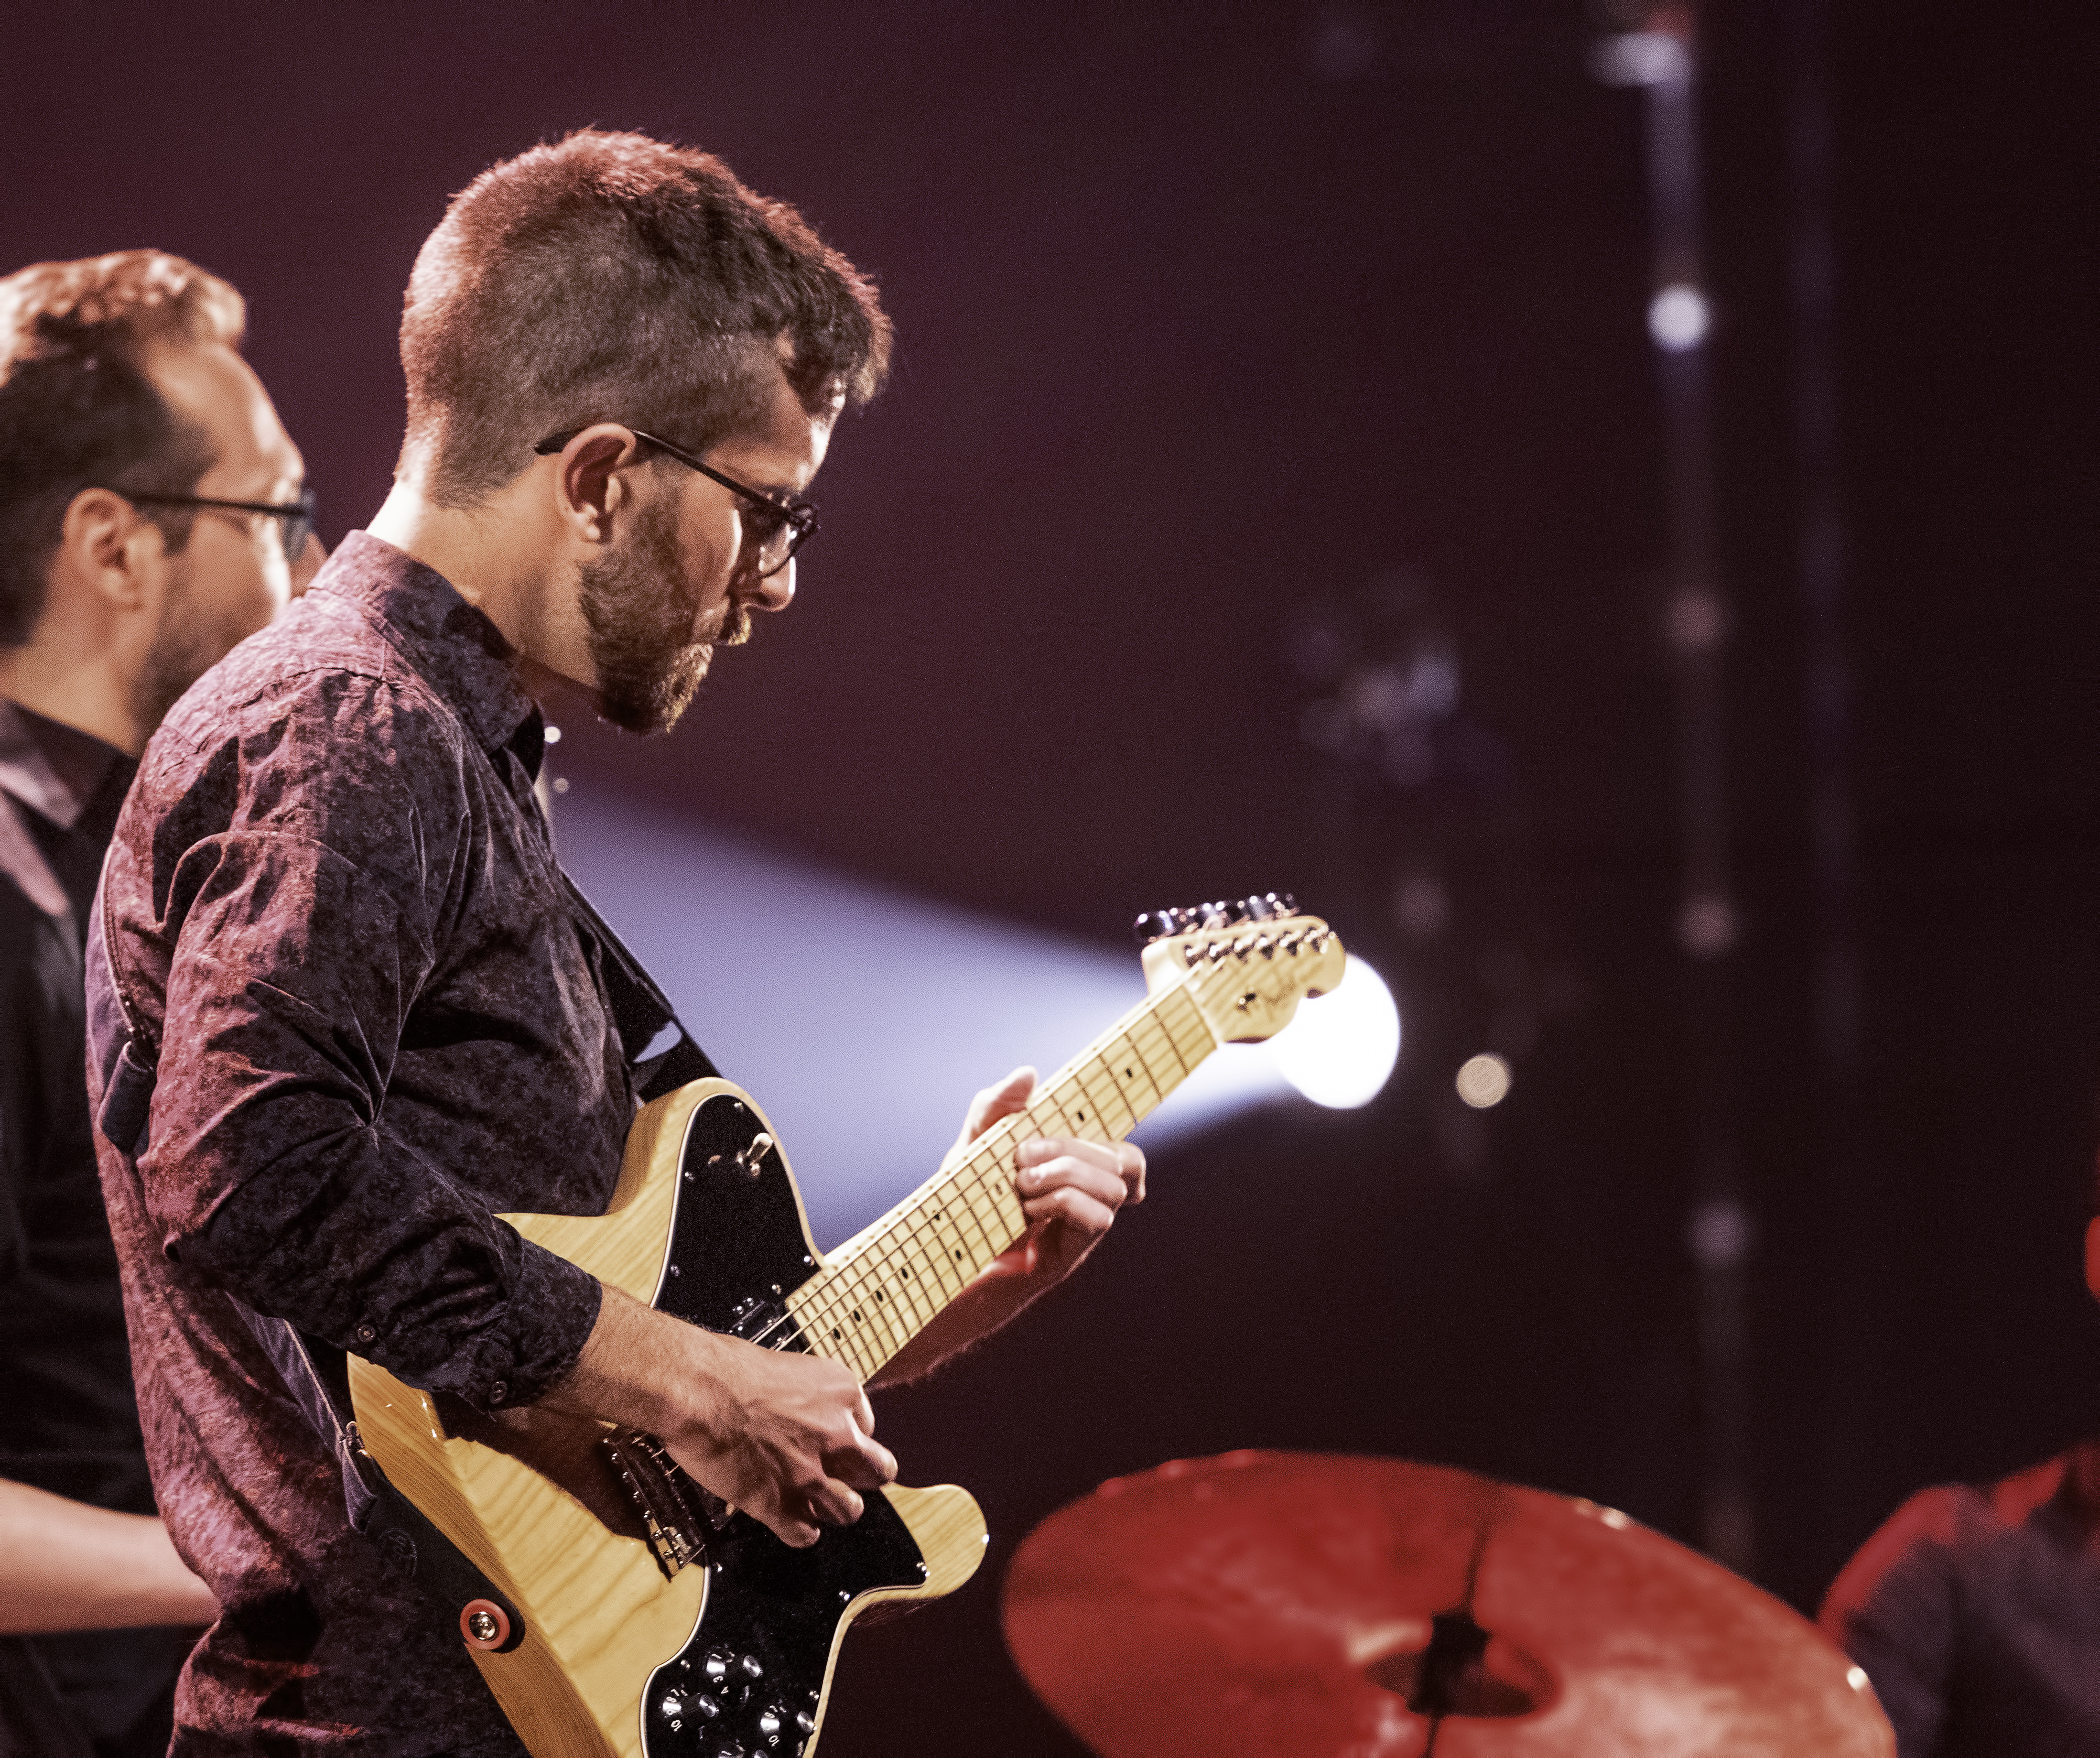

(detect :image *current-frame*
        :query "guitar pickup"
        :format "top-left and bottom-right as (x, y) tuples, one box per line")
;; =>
(726, 1294), (793, 1348)
(603, 1428), (711, 1577)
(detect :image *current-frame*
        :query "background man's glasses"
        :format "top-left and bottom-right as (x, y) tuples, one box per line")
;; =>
(533, 427), (818, 578)
(125, 488), (317, 566)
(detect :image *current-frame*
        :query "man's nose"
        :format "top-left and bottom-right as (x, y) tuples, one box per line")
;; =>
(748, 555), (795, 613)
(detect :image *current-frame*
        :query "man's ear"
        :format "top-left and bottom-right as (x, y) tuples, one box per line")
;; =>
(551, 426), (642, 544)
(2084, 1216), (2100, 1303)
(59, 486), (165, 612)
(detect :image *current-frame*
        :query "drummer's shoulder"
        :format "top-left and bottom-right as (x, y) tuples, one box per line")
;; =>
(1823, 1444), (2091, 1629)
(1821, 1482), (1979, 1631)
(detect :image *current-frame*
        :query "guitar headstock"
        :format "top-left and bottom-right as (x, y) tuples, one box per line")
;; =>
(1133, 893), (1346, 1043)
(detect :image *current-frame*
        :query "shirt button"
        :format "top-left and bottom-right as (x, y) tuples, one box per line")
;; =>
(489, 1381), (509, 1405)
(355, 1325), (376, 1344)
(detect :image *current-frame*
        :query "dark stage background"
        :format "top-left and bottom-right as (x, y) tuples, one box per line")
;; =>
(6, 3), (2097, 1750)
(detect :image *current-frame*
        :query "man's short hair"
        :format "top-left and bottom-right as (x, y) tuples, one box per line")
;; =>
(397, 129), (893, 507)
(0, 251), (245, 645)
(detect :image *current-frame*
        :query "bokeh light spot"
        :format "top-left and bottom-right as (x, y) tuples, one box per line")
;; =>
(1455, 1052), (1512, 1109)
(1648, 284), (1711, 351)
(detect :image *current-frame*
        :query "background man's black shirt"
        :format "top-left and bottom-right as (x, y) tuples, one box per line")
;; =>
(0, 697), (192, 1758)
(0, 700), (137, 1507)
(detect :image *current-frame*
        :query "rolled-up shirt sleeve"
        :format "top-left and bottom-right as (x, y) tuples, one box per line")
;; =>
(120, 670), (604, 1410)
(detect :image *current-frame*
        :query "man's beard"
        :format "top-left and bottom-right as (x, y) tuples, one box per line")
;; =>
(577, 494), (750, 735)
(131, 572), (247, 736)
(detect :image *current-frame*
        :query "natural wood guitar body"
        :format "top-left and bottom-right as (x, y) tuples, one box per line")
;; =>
(351, 1080), (987, 1757)
(348, 907), (1344, 1758)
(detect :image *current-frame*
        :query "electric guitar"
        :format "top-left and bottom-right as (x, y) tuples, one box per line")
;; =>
(347, 897), (1345, 1757)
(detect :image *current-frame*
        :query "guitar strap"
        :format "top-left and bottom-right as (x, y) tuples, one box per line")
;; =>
(557, 867), (722, 1099)
(91, 855), (720, 1645)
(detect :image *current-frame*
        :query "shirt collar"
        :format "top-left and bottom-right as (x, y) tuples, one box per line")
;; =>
(0, 695), (131, 830)
(305, 531), (543, 762)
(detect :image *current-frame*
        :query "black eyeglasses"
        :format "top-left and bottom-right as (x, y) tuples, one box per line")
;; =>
(533, 428), (817, 578)
(124, 488), (317, 566)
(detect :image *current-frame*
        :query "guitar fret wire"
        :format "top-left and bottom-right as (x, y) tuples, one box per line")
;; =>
(827, 1258), (904, 1368)
(900, 1201), (961, 1307)
(963, 1152), (1020, 1235)
(903, 1193), (966, 1302)
(816, 1282), (874, 1375)
(924, 1184), (984, 1282)
(951, 1147), (1010, 1246)
(912, 1201), (969, 1303)
(1105, 1032), (1157, 1117)
(1076, 1061), (1129, 1136)
(832, 1255), (911, 1362)
(864, 1236), (931, 1344)
(798, 1277), (869, 1370)
(827, 1243), (911, 1352)
(880, 1222), (943, 1329)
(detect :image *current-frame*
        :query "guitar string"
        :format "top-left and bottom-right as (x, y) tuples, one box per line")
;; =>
(808, 970), (1241, 1373)
(840, 987), (1201, 1344)
(783, 934), (1323, 1374)
(805, 994), (1199, 1372)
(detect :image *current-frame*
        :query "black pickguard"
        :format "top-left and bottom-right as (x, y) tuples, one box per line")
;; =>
(639, 1091), (929, 1757)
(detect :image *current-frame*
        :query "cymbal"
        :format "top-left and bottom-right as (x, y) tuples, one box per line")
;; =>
(1002, 1451), (1890, 1757)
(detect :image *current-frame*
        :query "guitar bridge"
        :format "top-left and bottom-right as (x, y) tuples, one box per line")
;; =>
(603, 1428), (724, 1577)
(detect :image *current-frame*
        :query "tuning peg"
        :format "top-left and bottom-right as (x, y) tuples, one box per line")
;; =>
(1241, 894), (1274, 922)
(1133, 909), (1178, 946)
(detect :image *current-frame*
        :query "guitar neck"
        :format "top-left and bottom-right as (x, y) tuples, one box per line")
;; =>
(783, 974), (1220, 1379)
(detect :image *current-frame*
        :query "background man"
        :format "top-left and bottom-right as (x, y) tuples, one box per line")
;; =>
(87, 131), (1143, 1754)
(0, 251), (318, 1757)
(1819, 1197), (2100, 1754)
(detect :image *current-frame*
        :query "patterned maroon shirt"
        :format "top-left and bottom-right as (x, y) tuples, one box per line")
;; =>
(88, 533), (634, 1755)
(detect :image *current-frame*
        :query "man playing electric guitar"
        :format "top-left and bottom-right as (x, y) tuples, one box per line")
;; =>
(85, 131), (1144, 1756)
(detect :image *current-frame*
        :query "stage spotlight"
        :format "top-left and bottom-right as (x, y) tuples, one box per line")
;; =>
(1455, 1052), (1512, 1110)
(1274, 956), (1401, 1110)
(1648, 284), (1710, 351)
(551, 789), (1302, 1245)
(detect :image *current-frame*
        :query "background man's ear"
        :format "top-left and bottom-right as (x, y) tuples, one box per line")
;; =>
(2083, 1217), (2100, 1303)
(62, 487), (161, 610)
